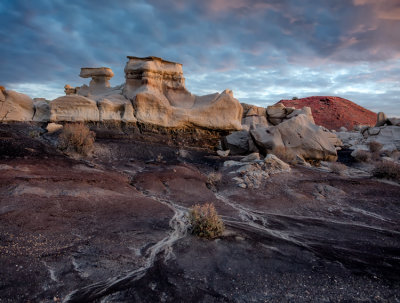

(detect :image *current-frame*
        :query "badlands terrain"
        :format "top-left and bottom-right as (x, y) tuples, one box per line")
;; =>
(0, 56), (400, 302)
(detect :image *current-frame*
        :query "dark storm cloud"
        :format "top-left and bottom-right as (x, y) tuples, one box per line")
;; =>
(0, 0), (399, 115)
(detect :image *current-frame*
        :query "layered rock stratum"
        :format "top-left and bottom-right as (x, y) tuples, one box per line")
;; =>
(278, 96), (377, 131)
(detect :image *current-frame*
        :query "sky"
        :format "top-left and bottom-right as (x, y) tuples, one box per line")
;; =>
(1, 0), (399, 115)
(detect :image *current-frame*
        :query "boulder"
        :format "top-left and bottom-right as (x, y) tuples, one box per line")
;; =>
(375, 112), (388, 127)
(0, 90), (34, 121)
(276, 114), (338, 161)
(223, 130), (257, 155)
(241, 103), (267, 117)
(286, 106), (315, 123)
(264, 154), (291, 173)
(240, 152), (260, 162)
(242, 115), (269, 130)
(217, 150), (230, 157)
(266, 103), (286, 119)
(250, 126), (284, 153)
(123, 56), (242, 130)
(46, 122), (63, 133)
(368, 127), (381, 136)
(33, 99), (50, 122)
(50, 95), (99, 122)
(388, 117), (400, 126)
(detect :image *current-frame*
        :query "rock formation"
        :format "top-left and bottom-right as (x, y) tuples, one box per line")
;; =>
(338, 112), (400, 153)
(64, 85), (77, 95)
(278, 96), (377, 131)
(0, 88), (34, 121)
(78, 67), (114, 95)
(224, 103), (341, 161)
(6, 56), (241, 130)
(122, 56), (242, 130)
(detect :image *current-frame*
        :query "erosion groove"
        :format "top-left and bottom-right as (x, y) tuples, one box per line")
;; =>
(63, 193), (189, 303)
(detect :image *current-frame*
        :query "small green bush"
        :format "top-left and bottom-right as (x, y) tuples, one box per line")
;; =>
(189, 203), (224, 239)
(372, 161), (400, 181)
(58, 123), (95, 155)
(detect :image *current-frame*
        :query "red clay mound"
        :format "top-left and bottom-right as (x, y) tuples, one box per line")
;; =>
(277, 96), (377, 131)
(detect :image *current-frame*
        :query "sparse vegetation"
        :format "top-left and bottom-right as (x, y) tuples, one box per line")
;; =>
(189, 203), (224, 239)
(292, 96), (298, 100)
(391, 150), (400, 161)
(206, 172), (222, 192)
(372, 161), (400, 181)
(330, 162), (347, 175)
(353, 150), (371, 162)
(58, 123), (95, 155)
(368, 141), (383, 153)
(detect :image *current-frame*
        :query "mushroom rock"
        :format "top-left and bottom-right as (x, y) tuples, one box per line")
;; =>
(0, 90), (34, 121)
(79, 67), (114, 95)
(122, 56), (242, 130)
(50, 95), (99, 122)
(241, 103), (269, 130)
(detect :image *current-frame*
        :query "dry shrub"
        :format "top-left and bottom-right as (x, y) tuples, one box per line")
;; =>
(189, 203), (224, 239)
(368, 141), (383, 153)
(353, 150), (371, 162)
(58, 123), (95, 155)
(372, 161), (400, 181)
(390, 150), (400, 161)
(206, 172), (222, 192)
(272, 146), (296, 164)
(329, 162), (347, 175)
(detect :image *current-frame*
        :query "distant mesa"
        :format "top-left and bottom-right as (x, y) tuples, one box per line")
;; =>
(277, 96), (377, 131)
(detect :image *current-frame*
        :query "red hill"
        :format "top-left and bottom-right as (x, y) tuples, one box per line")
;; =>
(277, 96), (377, 131)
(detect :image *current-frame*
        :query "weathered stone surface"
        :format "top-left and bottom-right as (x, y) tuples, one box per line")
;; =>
(376, 112), (388, 127)
(50, 95), (99, 122)
(123, 56), (242, 130)
(250, 126), (284, 153)
(266, 103), (286, 119)
(337, 125), (400, 153)
(241, 103), (267, 117)
(276, 114), (338, 161)
(388, 117), (400, 126)
(0, 90), (34, 121)
(223, 130), (257, 155)
(64, 85), (77, 95)
(286, 106), (314, 123)
(217, 150), (230, 157)
(242, 115), (269, 130)
(240, 152), (260, 162)
(33, 99), (50, 122)
(264, 154), (291, 173)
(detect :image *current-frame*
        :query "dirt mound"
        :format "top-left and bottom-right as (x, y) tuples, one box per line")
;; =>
(277, 96), (377, 131)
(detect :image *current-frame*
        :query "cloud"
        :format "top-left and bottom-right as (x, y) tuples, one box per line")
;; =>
(0, 0), (399, 116)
